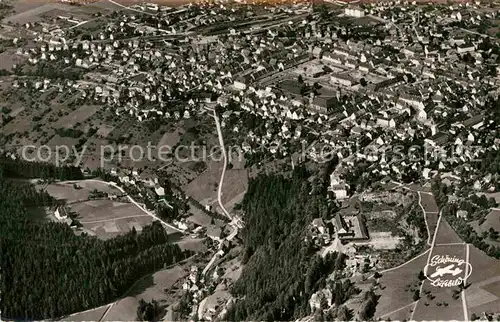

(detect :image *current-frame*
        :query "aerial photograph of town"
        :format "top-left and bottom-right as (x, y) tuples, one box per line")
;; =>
(0, 0), (499, 320)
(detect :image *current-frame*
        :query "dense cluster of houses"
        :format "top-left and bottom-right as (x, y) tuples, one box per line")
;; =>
(218, 2), (500, 195)
(8, 2), (500, 320)
(10, 0), (500, 206)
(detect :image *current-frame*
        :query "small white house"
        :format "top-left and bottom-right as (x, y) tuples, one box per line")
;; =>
(155, 186), (165, 197)
(54, 207), (68, 220)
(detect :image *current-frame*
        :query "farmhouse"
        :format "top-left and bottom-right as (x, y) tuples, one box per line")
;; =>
(54, 206), (68, 220)
(54, 206), (72, 225)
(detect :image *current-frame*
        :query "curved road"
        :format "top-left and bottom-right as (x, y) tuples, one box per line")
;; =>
(375, 186), (470, 321)
(202, 105), (233, 221)
(211, 109), (232, 221)
(203, 104), (242, 238)
(418, 191), (433, 246)
(61, 179), (185, 233)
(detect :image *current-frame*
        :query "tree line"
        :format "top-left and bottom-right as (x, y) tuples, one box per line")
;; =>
(0, 155), (83, 180)
(432, 178), (500, 259)
(225, 167), (354, 321)
(0, 163), (191, 320)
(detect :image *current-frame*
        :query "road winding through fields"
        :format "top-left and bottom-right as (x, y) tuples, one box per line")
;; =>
(375, 186), (471, 321)
(61, 179), (186, 233)
(409, 211), (443, 321)
(410, 191), (469, 321)
(418, 191), (433, 246)
(199, 105), (240, 279)
(211, 109), (232, 221)
(201, 105), (232, 221)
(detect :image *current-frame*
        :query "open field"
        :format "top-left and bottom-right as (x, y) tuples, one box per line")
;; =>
(0, 49), (27, 70)
(104, 262), (193, 321)
(122, 121), (173, 147)
(412, 244), (467, 321)
(220, 255), (243, 283)
(71, 200), (148, 220)
(477, 209), (500, 234)
(374, 251), (429, 320)
(419, 192), (439, 241)
(425, 211), (439, 242)
(353, 232), (404, 250)
(182, 158), (248, 215)
(40, 180), (179, 238)
(433, 218), (464, 245)
(157, 130), (181, 149)
(53, 105), (100, 129)
(80, 137), (115, 170)
(70, 200), (160, 239)
(465, 245), (500, 316)
(96, 124), (115, 138)
(225, 190), (246, 213)
(3, 2), (71, 24)
(382, 302), (416, 321)
(420, 192), (439, 213)
(1, 107), (32, 135)
(183, 160), (222, 209)
(175, 237), (208, 253)
(39, 180), (122, 203)
(159, 161), (199, 187)
(45, 135), (81, 148)
(220, 168), (248, 207)
(4, 0), (111, 25)
(187, 203), (213, 227)
(10, 0), (57, 14)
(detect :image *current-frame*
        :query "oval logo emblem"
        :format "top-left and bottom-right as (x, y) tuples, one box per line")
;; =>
(424, 255), (472, 288)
